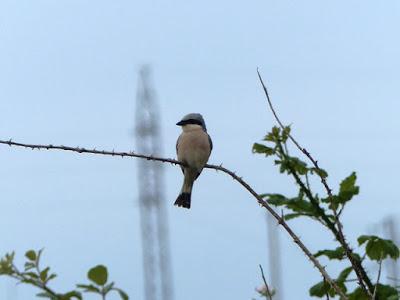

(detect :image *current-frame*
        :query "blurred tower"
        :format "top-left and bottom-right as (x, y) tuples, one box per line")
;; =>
(266, 214), (283, 300)
(135, 66), (174, 300)
(383, 216), (399, 282)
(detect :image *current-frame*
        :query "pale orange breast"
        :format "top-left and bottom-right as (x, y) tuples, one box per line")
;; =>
(177, 129), (211, 171)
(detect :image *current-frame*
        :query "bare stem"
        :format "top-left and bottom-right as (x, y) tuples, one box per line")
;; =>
(0, 138), (347, 299)
(372, 259), (383, 299)
(259, 265), (273, 300)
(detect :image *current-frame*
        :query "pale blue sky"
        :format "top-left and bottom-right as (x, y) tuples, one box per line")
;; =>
(1, 1), (400, 299)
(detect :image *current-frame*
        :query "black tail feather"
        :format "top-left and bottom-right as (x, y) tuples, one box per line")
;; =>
(174, 193), (191, 209)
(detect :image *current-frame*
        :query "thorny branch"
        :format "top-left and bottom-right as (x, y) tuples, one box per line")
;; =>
(0, 138), (348, 299)
(257, 69), (374, 297)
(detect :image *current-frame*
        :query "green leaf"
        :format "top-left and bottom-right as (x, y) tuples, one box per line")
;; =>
(88, 265), (108, 286)
(281, 126), (291, 143)
(46, 273), (57, 283)
(349, 284), (398, 300)
(36, 292), (54, 298)
(289, 157), (308, 175)
(60, 290), (82, 300)
(358, 235), (400, 261)
(40, 267), (49, 282)
(24, 272), (39, 279)
(37, 249), (44, 262)
(0, 252), (15, 275)
(337, 266), (352, 283)
(21, 278), (36, 284)
(310, 279), (348, 298)
(310, 167), (328, 179)
(283, 213), (310, 221)
(314, 247), (345, 260)
(25, 250), (37, 261)
(348, 287), (369, 300)
(278, 156), (308, 175)
(5, 252), (15, 263)
(77, 284), (101, 293)
(263, 126), (283, 143)
(252, 143), (275, 156)
(338, 172), (359, 203)
(309, 281), (334, 298)
(264, 193), (318, 217)
(264, 193), (288, 206)
(103, 282), (115, 294)
(358, 235), (370, 245)
(24, 262), (35, 271)
(112, 288), (129, 300)
(375, 284), (399, 299)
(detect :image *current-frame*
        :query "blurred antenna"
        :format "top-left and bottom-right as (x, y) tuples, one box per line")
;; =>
(370, 215), (399, 285)
(266, 214), (283, 300)
(135, 66), (174, 300)
(383, 216), (399, 282)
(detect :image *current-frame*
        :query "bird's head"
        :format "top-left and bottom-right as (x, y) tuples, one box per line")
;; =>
(176, 113), (207, 131)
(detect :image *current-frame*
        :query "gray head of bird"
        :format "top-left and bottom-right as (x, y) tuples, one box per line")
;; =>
(176, 113), (207, 131)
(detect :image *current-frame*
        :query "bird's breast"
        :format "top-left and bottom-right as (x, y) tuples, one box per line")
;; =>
(177, 130), (211, 170)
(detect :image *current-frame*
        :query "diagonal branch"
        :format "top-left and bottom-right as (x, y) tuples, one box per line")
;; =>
(0, 138), (347, 299)
(257, 69), (374, 297)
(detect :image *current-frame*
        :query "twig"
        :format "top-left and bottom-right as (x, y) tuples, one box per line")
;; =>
(259, 265), (273, 300)
(0, 138), (348, 299)
(372, 259), (383, 299)
(257, 69), (374, 297)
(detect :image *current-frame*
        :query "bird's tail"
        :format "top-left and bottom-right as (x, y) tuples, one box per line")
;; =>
(174, 192), (191, 209)
(175, 169), (196, 209)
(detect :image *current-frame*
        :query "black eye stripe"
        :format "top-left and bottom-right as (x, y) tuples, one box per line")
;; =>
(183, 119), (203, 126)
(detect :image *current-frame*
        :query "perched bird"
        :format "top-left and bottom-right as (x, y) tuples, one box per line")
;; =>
(175, 113), (212, 209)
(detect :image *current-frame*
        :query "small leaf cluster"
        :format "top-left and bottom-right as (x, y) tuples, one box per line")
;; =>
(253, 126), (400, 299)
(253, 126), (355, 225)
(78, 265), (128, 300)
(358, 235), (400, 261)
(0, 250), (129, 300)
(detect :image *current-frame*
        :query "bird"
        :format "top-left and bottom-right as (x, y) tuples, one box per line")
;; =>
(175, 113), (212, 209)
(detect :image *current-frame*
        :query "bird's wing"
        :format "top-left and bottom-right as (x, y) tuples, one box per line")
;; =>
(176, 134), (184, 174)
(208, 133), (213, 153)
(176, 135), (181, 155)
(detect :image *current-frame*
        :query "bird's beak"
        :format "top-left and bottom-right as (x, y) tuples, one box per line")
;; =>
(176, 120), (185, 126)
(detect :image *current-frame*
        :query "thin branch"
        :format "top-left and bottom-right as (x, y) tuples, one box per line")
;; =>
(372, 259), (383, 300)
(0, 138), (348, 299)
(257, 69), (374, 297)
(0, 139), (181, 165)
(259, 265), (273, 300)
